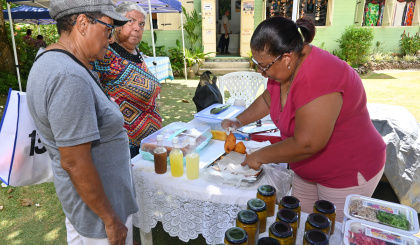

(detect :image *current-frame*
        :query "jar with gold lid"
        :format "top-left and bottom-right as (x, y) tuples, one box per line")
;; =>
(269, 221), (294, 245)
(257, 237), (280, 245)
(256, 185), (276, 217)
(304, 213), (331, 237)
(236, 210), (259, 245)
(224, 227), (248, 245)
(303, 229), (329, 245)
(313, 200), (336, 235)
(276, 208), (298, 244)
(247, 198), (267, 233)
(279, 196), (301, 227)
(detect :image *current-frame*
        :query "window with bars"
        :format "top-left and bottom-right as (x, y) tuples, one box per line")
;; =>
(266, 0), (332, 26)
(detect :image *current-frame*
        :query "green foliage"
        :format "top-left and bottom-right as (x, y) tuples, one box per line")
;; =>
(138, 41), (166, 56)
(403, 54), (418, 62)
(182, 6), (202, 49)
(191, 46), (214, 74)
(399, 31), (420, 56)
(184, 48), (195, 70)
(247, 50), (253, 58)
(184, 46), (213, 74)
(0, 71), (26, 94)
(36, 24), (60, 44)
(167, 39), (185, 76)
(2, 2), (19, 9)
(336, 26), (374, 67)
(1, 23), (58, 93)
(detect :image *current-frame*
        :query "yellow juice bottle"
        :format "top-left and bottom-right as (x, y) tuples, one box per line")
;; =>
(186, 138), (199, 180)
(170, 136), (184, 177)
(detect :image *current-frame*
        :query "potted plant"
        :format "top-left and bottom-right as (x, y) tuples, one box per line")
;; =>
(184, 48), (197, 79)
(192, 47), (215, 75)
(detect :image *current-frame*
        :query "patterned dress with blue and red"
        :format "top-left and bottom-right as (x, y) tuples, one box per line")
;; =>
(91, 42), (162, 148)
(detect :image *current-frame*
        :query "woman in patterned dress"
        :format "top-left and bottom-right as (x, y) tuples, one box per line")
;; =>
(91, 1), (162, 158)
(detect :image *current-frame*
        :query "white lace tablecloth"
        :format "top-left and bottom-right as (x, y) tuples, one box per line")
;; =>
(132, 140), (262, 244)
(131, 139), (344, 244)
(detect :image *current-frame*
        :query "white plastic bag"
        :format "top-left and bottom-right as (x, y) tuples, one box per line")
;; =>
(0, 89), (53, 186)
(259, 163), (292, 203)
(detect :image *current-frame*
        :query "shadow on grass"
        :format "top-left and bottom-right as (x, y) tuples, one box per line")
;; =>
(158, 83), (198, 126)
(0, 182), (67, 244)
(360, 72), (396, 79)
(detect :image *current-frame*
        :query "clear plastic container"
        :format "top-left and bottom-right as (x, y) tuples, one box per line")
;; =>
(194, 103), (245, 124)
(344, 220), (420, 245)
(140, 122), (212, 161)
(343, 194), (419, 236)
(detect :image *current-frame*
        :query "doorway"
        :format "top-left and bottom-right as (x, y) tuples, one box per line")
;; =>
(216, 0), (241, 56)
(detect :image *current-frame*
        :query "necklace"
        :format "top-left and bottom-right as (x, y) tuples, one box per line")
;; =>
(57, 41), (70, 52)
(276, 57), (301, 124)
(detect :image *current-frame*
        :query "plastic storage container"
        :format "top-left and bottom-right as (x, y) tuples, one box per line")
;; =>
(343, 194), (419, 236)
(140, 122), (212, 161)
(194, 103), (245, 124)
(344, 220), (420, 245)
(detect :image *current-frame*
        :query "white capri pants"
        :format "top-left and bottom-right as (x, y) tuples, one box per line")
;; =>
(66, 214), (133, 245)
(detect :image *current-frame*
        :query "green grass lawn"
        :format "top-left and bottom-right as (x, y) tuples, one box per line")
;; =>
(0, 70), (419, 244)
(361, 71), (420, 122)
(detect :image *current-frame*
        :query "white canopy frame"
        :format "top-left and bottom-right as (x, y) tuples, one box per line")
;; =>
(6, 2), (22, 92)
(144, 1), (187, 80)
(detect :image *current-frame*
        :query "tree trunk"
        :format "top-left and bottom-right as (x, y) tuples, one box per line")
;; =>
(0, 4), (16, 73)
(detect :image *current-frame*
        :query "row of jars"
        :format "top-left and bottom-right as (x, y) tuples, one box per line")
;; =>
(224, 185), (337, 245)
(224, 227), (330, 245)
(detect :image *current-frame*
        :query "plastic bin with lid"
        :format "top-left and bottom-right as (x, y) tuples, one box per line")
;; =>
(194, 103), (245, 124)
(139, 122), (212, 161)
(344, 220), (419, 245)
(343, 194), (419, 236)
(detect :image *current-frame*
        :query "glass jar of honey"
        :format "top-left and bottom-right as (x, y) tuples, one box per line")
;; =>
(313, 200), (336, 235)
(256, 185), (276, 217)
(303, 229), (329, 245)
(304, 213), (331, 237)
(279, 196), (301, 227)
(236, 210), (259, 245)
(276, 208), (298, 244)
(224, 227), (248, 245)
(247, 198), (267, 233)
(257, 237), (281, 245)
(269, 221), (294, 245)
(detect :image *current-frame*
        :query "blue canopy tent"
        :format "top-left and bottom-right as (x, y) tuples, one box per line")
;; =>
(3, 5), (54, 25)
(6, 0), (186, 90)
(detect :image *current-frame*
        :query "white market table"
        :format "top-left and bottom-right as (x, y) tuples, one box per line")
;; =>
(131, 139), (344, 244)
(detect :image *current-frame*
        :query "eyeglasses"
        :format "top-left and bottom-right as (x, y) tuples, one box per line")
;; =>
(127, 17), (146, 30)
(91, 18), (115, 39)
(73, 15), (115, 39)
(251, 53), (284, 73)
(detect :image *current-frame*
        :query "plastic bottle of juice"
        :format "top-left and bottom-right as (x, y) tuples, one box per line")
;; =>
(186, 138), (199, 180)
(153, 135), (167, 174)
(170, 137), (184, 177)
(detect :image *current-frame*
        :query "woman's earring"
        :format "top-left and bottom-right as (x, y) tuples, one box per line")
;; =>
(288, 65), (291, 69)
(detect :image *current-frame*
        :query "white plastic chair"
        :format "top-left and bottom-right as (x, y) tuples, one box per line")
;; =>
(218, 71), (268, 107)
